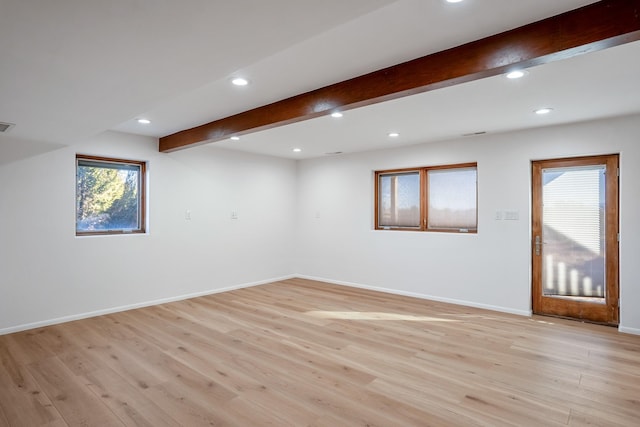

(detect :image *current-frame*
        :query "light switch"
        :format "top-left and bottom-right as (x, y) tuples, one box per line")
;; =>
(504, 210), (519, 221)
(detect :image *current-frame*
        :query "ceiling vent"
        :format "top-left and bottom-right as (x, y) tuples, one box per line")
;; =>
(462, 131), (487, 137)
(0, 122), (15, 133)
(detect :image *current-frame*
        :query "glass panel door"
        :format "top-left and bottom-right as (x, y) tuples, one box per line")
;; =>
(532, 155), (619, 325)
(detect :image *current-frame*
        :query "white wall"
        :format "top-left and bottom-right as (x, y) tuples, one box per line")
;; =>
(0, 131), (297, 333)
(295, 114), (640, 333)
(2, 115), (639, 335)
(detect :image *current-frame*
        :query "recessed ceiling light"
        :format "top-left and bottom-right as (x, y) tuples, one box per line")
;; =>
(231, 77), (249, 86)
(137, 118), (151, 124)
(292, 148), (302, 153)
(446, 0), (464, 3)
(506, 70), (528, 79)
(388, 132), (400, 138)
(535, 108), (554, 115)
(230, 136), (240, 141)
(331, 112), (343, 118)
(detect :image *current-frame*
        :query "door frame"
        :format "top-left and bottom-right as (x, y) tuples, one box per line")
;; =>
(531, 154), (619, 325)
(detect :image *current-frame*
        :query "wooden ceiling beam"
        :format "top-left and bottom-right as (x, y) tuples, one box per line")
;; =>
(160, 0), (640, 153)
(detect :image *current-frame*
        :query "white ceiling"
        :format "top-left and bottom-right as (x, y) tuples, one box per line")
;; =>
(217, 39), (640, 159)
(2, 0), (637, 164)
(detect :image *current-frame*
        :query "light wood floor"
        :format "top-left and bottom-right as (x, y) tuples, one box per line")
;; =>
(1, 279), (639, 426)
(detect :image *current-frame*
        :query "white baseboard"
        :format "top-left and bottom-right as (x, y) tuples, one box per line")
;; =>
(618, 326), (640, 336)
(0, 274), (296, 336)
(295, 275), (533, 317)
(8, 273), (635, 336)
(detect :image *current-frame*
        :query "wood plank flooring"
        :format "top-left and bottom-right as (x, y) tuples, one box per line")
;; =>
(1, 278), (639, 426)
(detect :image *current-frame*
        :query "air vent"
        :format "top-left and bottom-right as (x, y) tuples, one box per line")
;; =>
(462, 131), (487, 137)
(324, 151), (343, 156)
(0, 122), (15, 133)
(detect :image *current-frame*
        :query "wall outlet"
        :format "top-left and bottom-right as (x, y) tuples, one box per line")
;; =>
(185, 210), (191, 220)
(231, 211), (238, 220)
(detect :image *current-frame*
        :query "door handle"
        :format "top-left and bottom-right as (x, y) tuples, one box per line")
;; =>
(535, 236), (541, 256)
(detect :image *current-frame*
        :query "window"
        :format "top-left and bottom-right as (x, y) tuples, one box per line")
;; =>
(427, 166), (477, 231)
(76, 155), (146, 235)
(375, 163), (477, 233)
(377, 170), (421, 229)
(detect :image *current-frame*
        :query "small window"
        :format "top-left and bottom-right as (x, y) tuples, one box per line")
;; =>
(377, 170), (421, 229)
(427, 166), (477, 231)
(375, 163), (477, 233)
(76, 155), (146, 235)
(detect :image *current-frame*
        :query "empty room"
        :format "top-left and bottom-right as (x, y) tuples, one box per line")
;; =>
(1, 0), (639, 425)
